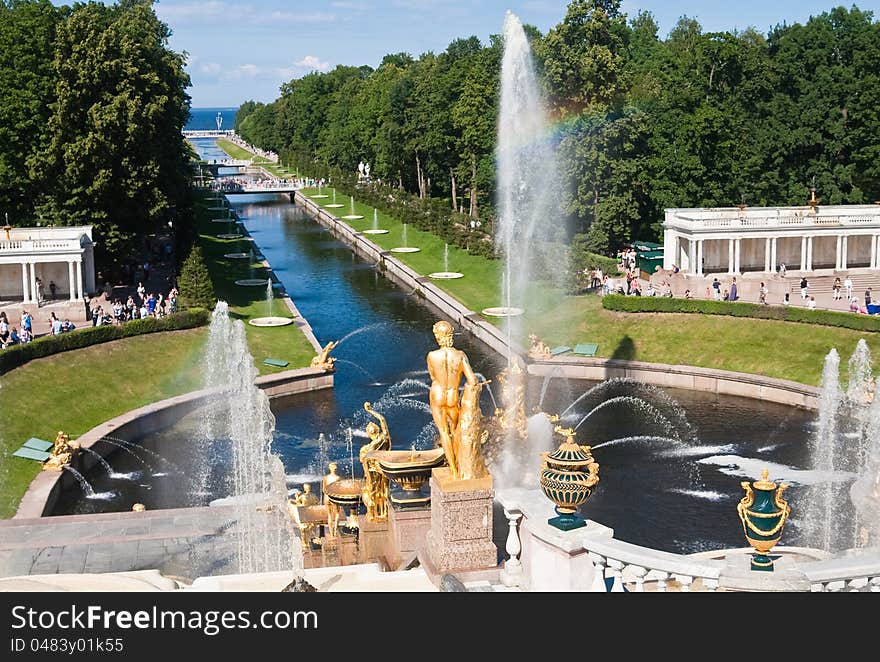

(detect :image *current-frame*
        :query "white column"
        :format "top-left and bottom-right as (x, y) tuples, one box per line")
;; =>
(734, 239), (742, 274)
(728, 239), (735, 274)
(75, 259), (83, 300)
(807, 237), (814, 272)
(21, 262), (30, 303)
(688, 239), (696, 273)
(801, 236), (808, 271)
(842, 236), (848, 270)
(836, 236), (843, 270)
(765, 238), (772, 273)
(696, 240), (704, 276)
(29, 262), (38, 305)
(771, 238), (778, 273)
(871, 235), (878, 269)
(68, 261), (77, 301)
(663, 229), (675, 270)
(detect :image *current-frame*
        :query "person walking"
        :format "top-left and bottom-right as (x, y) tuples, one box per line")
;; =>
(729, 277), (738, 302)
(800, 277), (809, 300)
(779, 263), (787, 278)
(808, 296), (817, 310)
(760, 282), (768, 305)
(712, 278), (722, 301)
(833, 277), (842, 301)
(844, 276), (854, 301)
(866, 288), (873, 307)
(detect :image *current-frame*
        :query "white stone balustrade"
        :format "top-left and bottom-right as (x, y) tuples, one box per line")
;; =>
(500, 508), (523, 588)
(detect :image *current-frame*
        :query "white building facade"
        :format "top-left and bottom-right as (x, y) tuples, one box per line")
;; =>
(0, 226), (96, 302)
(663, 205), (880, 276)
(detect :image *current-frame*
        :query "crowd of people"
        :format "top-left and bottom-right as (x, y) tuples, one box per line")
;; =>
(226, 134), (278, 163)
(88, 284), (178, 327)
(211, 176), (301, 192)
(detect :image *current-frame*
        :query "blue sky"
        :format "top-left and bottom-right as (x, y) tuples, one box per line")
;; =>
(55, 1), (880, 107)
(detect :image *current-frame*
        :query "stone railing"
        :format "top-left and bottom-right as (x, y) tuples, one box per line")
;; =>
(0, 239), (82, 253)
(496, 487), (880, 592)
(669, 212), (880, 234)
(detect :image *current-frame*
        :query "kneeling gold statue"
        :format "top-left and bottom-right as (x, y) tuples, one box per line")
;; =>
(361, 403), (392, 522)
(43, 432), (79, 473)
(311, 341), (338, 371)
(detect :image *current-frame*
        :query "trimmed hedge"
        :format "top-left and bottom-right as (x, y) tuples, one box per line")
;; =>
(0, 308), (211, 375)
(601, 295), (880, 332)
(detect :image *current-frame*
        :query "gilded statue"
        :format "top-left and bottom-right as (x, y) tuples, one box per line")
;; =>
(311, 341), (338, 371)
(454, 381), (491, 481)
(288, 483), (322, 548)
(495, 359), (528, 441)
(361, 402), (392, 521)
(528, 334), (553, 360)
(43, 431), (79, 473)
(427, 320), (479, 480)
(322, 463), (342, 537)
(292, 483), (319, 507)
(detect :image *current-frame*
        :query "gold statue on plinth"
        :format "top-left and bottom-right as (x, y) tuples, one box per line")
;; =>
(529, 334), (553, 360)
(427, 320), (489, 482)
(310, 340), (338, 371)
(322, 463), (342, 537)
(43, 431), (79, 472)
(361, 403), (392, 521)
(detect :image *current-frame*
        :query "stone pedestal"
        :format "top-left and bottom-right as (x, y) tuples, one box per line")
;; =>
(385, 505), (432, 570)
(357, 515), (389, 565)
(420, 468), (498, 582)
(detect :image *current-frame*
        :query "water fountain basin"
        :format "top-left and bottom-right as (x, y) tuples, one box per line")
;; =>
(212, 218), (235, 223)
(429, 272), (464, 280)
(324, 479), (365, 508)
(390, 247), (421, 254)
(482, 307), (525, 318)
(362, 230), (390, 235)
(371, 448), (446, 492)
(224, 253), (251, 259)
(310, 195), (329, 199)
(235, 279), (270, 287)
(341, 215), (365, 221)
(217, 234), (244, 240)
(324, 204), (345, 209)
(248, 317), (295, 328)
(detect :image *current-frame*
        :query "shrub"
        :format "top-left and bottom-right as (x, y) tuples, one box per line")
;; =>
(0, 309), (211, 375)
(601, 295), (880, 332)
(178, 245), (216, 310)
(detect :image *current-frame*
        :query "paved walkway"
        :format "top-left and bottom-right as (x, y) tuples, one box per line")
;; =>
(0, 507), (241, 580)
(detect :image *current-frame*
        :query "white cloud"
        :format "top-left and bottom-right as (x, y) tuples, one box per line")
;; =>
(295, 55), (332, 71)
(199, 62), (223, 75)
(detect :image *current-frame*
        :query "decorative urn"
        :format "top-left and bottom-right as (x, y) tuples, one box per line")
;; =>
(540, 427), (600, 531)
(737, 469), (791, 572)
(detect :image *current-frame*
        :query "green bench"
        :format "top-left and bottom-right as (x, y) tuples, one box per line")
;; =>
(551, 346), (572, 356)
(12, 438), (54, 462)
(573, 343), (599, 357)
(264, 358), (290, 368)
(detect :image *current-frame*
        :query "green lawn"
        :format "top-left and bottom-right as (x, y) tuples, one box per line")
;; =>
(195, 194), (316, 373)
(299, 188), (879, 387)
(0, 329), (207, 519)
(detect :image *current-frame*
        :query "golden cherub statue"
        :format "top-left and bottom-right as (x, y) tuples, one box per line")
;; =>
(361, 403), (392, 522)
(529, 334), (553, 360)
(310, 341), (338, 371)
(43, 431), (79, 472)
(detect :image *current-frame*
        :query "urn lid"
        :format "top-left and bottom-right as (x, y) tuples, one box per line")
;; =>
(546, 428), (596, 467)
(753, 469), (778, 491)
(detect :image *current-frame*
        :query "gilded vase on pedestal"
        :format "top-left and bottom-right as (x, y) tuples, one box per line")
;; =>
(737, 469), (791, 572)
(540, 427), (600, 532)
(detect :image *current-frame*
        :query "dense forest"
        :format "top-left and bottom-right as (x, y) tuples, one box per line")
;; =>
(236, 1), (880, 255)
(0, 0), (192, 269)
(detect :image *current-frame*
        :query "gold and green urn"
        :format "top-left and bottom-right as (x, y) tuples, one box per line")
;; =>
(737, 469), (791, 572)
(540, 427), (600, 531)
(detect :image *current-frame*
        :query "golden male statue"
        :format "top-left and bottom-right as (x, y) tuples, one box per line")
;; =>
(427, 320), (477, 478)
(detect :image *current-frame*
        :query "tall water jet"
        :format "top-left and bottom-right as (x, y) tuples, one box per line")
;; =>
(493, 11), (561, 333)
(204, 303), (302, 575)
(266, 280), (274, 318)
(806, 349), (842, 552)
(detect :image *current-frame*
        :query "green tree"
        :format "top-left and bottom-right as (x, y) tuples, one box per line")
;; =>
(178, 245), (215, 310)
(32, 0), (191, 272)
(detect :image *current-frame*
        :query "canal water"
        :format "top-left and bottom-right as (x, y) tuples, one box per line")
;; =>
(54, 141), (819, 554)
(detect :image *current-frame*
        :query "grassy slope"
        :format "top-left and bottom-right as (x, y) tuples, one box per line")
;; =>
(299, 188), (878, 386)
(0, 329), (207, 518)
(195, 195), (316, 374)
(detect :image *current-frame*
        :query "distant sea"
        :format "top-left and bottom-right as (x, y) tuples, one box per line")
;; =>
(186, 107), (238, 132)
